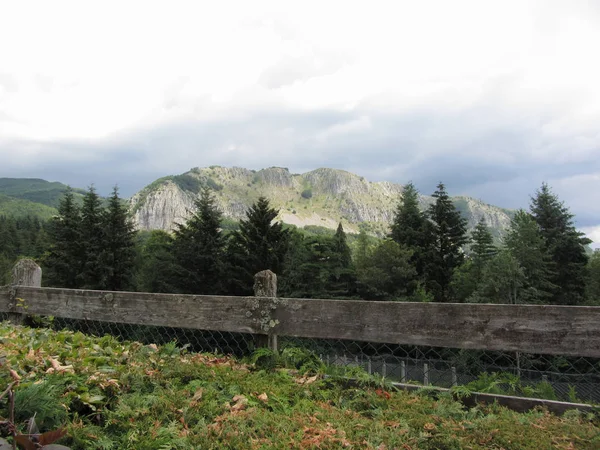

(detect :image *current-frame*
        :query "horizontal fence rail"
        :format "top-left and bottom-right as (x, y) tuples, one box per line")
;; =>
(2, 285), (600, 358)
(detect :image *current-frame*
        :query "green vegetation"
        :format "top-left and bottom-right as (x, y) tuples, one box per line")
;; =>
(0, 193), (58, 220)
(0, 178), (85, 209)
(1, 323), (598, 449)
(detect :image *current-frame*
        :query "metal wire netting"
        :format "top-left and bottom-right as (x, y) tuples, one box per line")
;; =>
(5, 314), (600, 405)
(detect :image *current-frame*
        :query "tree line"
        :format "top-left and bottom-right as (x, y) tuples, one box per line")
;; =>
(1, 182), (599, 305)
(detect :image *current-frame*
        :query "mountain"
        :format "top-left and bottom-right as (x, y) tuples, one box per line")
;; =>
(0, 178), (87, 219)
(130, 166), (514, 238)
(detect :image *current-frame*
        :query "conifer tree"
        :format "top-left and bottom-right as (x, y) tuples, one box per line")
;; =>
(44, 187), (83, 288)
(172, 187), (226, 294)
(327, 223), (356, 297)
(79, 186), (105, 289)
(226, 197), (289, 294)
(99, 186), (137, 291)
(426, 182), (469, 302)
(133, 230), (179, 293)
(470, 218), (497, 267)
(504, 210), (556, 303)
(389, 182), (433, 289)
(530, 183), (591, 304)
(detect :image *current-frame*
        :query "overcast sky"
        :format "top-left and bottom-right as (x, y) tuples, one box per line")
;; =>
(1, 0), (599, 246)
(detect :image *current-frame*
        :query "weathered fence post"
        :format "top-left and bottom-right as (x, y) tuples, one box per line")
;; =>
(8, 259), (42, 325)
(253, 270), (278, 352)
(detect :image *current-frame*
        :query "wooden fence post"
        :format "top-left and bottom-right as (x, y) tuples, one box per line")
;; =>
(253, 270), (278, 352)
(8, 259), (42, 325)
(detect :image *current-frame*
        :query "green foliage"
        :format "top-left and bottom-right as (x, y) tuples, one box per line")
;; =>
(44, 186), (137, 291)
(98, 186), (137, 291)
(586, 250), (600, 305)
(132, 230), (178, 293)
(0, 177), (85, 209)
(0, 193), (58, 220)
(1, 323), (599, 449)
(226, 197), (290, 295)
(389, 182), (433, 294)
(43, 187), (83, 288)
(504, 210), (557, 303)
(355, 239), (416, 301)
(301, 188), (313, 199)
(468, 250), (525, 304)
(426, 183), (469, 302)
(0, 215), (49, 284)
(171, 187), (227, 295)
(530, 183), (591, 304)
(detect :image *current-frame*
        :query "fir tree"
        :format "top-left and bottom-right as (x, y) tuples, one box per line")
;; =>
(44, 187), (83, 288)
(426, 182), (469, 302)
(226, 196), (289, 295)
(470, 218), (497, 267)
(389, 183), (433, 290)
(79, 186), (104, 289)
(530, 183), (591, 304)
(98, 186), (137, 291)
(504, 210), (556, 303)
(172, 187), (227, 294)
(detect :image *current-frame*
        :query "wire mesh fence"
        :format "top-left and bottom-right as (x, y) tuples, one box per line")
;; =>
(7, 313), (599, 405)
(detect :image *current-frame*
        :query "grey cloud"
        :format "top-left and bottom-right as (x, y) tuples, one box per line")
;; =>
(0, 101), (598, 237)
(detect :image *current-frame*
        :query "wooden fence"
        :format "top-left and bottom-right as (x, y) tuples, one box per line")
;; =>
(2, 261), (599, 358)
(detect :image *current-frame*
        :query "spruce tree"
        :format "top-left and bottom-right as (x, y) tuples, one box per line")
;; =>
(172, 187), (226, 294)
(426, 182), (469, 302)
(133, 230), (179, 293)
(504, 210), (556, 303)
(79, 186), (105, 289)
(530, 183), (591, 304)
(470, 218), (497, 267)
(99, 186), (137, 291)
(226, 196), (289, 295)
(327, 223), (356, 297)
(389, 182), (433, 289)
(44, 187), (83, 288)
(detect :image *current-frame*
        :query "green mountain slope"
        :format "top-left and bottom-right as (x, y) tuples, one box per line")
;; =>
(0, 193), (58, 220)
(0, 178), (86, 209)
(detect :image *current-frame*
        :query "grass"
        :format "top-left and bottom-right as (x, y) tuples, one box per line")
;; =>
(1, 322), (599, 449)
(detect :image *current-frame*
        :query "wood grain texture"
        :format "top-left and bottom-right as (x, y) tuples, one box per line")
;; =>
(3, 286), (600, 357)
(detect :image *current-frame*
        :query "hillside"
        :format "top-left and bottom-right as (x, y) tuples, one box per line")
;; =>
(130, 166), (514, 237)
(1, 323), (598, 449)
(0, 178), (92, 219)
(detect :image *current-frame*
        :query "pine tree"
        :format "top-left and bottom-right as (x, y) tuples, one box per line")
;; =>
(44, 187), (83, 288)
(172, 187), (226, 294)
(226, 196), (289, 295)
(426, 183), (469, 302)
(504, 210), (556, 303)
(79, 186), (105, 289)
(98, 186), (137, 291)
(327, 223), (356, 297)
(389, 182), (433, 290)
(470, 218), (497, 267)
(530, 183), (591, 304)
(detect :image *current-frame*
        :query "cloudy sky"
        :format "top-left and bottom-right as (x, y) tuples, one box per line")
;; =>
(1, 0), (599, 245)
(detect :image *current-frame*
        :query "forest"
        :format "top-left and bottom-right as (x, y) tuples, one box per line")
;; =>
(1, 182), (599, 306)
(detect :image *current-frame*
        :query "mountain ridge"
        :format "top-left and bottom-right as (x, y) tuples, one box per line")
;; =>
(129, 166), (514, 237)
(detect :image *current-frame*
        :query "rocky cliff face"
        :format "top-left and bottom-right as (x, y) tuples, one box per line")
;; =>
(129, 166), (513, 237)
